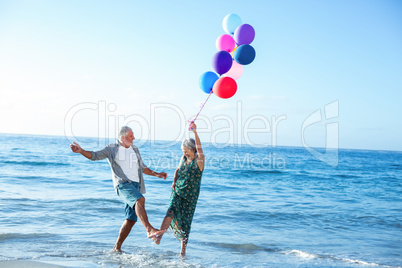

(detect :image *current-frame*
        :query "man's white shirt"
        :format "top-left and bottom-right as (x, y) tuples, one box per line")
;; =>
(115, 146), (140, 183)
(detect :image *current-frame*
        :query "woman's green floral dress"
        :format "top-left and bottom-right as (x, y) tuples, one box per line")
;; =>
(166, 156), (203, 244)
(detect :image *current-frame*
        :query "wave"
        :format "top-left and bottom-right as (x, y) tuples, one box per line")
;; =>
(233, 169), (285, 179)
(249, 169), (284, 174)
(2, 160), (70, 167)
(63, 197), (122, 205)
(0, 233), (56, 242)
(286, 249), (381, 267)
(205, 242), (277, 253)
(335, 174), (362, 179)
(101, 249), (195, 268)
(0, 197), (34, 202)
(11, 148), (28, 151)
(205, 243), (389, 266)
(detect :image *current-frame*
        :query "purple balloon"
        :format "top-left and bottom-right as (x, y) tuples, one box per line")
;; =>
(234, 24), (255, 45)
(212, 51), (233, 75)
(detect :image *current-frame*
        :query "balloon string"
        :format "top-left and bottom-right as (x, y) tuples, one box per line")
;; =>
(189, 90), (213, 125)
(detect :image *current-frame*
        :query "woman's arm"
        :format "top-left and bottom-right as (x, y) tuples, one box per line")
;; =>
(172, 168), (179, 190)
(190, 123), (205, 171)
(172, 155), (184, 190)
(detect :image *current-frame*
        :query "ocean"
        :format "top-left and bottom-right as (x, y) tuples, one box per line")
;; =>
(0, 133), (401, 267)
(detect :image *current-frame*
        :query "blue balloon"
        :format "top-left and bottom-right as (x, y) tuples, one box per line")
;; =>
(222, 13), (242, 35)
(199, 71), (219, 93)
(234, 44), (256, 65)
(212, 51), (233, 75)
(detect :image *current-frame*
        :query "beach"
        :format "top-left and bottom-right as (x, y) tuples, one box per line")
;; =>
(1, 134), (401, 267)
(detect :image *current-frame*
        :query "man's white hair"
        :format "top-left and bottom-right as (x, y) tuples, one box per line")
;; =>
(119, 126), (132, 138)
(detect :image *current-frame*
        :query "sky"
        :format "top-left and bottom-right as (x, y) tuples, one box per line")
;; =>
(0, 0), (401, 151)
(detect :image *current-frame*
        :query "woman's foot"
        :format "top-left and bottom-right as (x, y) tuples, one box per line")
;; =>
(147, 229), (167, 239)
(112, 247), (123, 253)
(151, 235), (162, 245)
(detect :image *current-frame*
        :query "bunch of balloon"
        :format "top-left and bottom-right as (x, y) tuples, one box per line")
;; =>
(191, 14), (256, 128)
(199, 13), (256, 100)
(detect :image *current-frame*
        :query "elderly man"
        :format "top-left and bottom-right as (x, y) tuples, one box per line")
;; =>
(70, 126), (167, 252)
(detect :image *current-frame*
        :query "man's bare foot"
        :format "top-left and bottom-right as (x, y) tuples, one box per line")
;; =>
(147, 229), (166, 238)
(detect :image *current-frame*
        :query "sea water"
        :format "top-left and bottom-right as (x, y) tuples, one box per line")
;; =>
(0, 133), (401, 267)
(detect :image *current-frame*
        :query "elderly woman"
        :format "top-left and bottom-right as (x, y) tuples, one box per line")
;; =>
(155, 122), (205, 256)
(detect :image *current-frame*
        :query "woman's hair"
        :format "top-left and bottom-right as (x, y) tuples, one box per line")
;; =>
(182, 138), (197, 153)
(119, 126), (132, 138)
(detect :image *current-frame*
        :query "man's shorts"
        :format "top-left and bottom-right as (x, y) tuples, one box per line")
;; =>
(116, 181), (144, 222)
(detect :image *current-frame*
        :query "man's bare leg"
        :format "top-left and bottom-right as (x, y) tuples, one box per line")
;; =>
(113, 219), (135, 252)
(135, 197), (165, 238)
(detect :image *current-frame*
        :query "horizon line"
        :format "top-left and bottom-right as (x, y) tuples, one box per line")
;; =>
(0, 131), (401, 153)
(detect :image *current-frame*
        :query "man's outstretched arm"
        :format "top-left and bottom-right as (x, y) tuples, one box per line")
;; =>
(70, 142), (93, 159)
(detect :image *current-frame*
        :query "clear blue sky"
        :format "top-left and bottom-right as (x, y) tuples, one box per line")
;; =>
(0, 0), (401, 151)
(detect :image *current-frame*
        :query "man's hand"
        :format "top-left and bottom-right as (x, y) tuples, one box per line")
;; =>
(156, 172), (167, 180)
(69, 142), (93, 159)
(70, 142), (83, 153)
(143, 168), (166, 179)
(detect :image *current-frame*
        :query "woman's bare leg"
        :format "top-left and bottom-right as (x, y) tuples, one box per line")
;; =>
(180, 238), (188, 256)
(154, 215), (173, 245)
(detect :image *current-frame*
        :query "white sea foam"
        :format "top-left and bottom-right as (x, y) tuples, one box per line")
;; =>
(339, 257), (380, 266)
(103, 250), (197, 268)
(287, 249), (319, 259)
(286, 249), (381, 266)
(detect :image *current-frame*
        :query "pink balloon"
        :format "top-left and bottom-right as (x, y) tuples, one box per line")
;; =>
(216, 34), (236, 52)
(223, 60), (243, 80)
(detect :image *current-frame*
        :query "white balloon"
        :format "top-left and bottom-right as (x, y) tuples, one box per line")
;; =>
(222, 13), (242, 35)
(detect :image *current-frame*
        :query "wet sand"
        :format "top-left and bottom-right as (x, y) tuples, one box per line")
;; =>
(0, 260), (65, 268)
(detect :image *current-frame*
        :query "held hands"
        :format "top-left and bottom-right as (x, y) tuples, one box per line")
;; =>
(70, 142), (83, 154)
